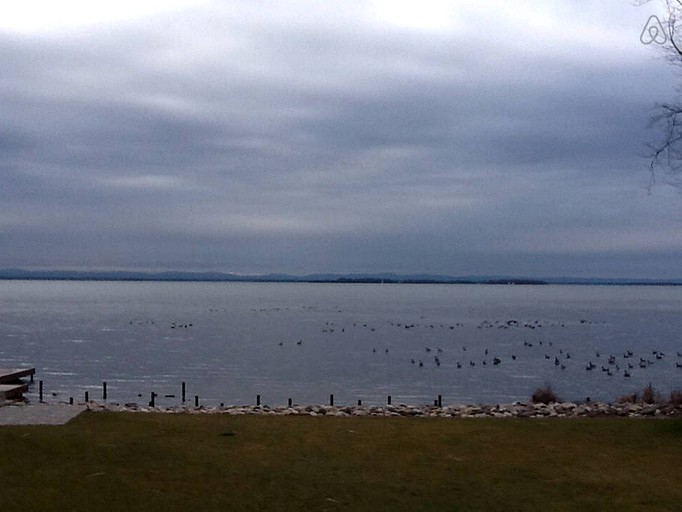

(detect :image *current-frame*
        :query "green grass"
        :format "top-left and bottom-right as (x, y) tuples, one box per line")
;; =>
(1, 413), (681, 511)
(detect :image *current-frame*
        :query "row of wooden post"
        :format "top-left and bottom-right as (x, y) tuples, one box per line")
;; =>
(37, 380), (443, 409)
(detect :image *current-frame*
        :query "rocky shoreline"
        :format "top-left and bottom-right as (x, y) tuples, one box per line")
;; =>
(81, 401), (682, 418)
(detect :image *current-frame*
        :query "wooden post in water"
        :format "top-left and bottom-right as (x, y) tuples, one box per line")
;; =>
(357, 399), (362, 406)
(85, 391), (89, 402)
(329, 394), (334, 406)
(288, 398), (292, 408)
(69, 397), (73, 405)
(194, 395), (199, 407)
(438, 394), (442, 408)
(150, 392), (156, 407)
(387, 395), (392, 405)
(102, 382), (107, 400)
(256, 394), (261, 406)
(39, 380), (43, 403)
(181, 382), (186, 403)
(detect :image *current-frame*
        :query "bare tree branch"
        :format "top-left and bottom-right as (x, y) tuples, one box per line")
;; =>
(642, 0), (682, 188)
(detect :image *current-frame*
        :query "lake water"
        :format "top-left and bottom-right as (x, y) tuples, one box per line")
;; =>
(0, 280), (681, 407)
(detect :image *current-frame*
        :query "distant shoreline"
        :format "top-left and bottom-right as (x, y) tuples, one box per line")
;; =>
(0, 269), (681, 286)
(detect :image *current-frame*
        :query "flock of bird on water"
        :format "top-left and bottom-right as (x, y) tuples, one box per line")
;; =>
(119, 308), (682, 405)
(136, 310), (682, 382)
(224, 310), (682, 381)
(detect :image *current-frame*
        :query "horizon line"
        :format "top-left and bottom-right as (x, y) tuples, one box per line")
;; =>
(0, 268), (681, 285)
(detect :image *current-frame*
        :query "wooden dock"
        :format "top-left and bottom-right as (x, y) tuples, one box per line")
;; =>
(0, 368), (35, 402)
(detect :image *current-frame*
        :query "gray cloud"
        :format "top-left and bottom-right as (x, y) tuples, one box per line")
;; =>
(0, 1), (680, 277)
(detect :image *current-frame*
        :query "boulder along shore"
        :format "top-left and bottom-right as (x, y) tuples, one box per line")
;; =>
(79, 401), (682, 418)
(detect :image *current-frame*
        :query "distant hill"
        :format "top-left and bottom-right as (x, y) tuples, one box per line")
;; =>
(0, 268), (680, 285)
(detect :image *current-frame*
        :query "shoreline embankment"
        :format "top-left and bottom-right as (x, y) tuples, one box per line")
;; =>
(77, 400), (682, 418)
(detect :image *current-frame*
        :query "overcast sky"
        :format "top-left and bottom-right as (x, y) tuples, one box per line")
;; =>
(1, 1), (681, 278)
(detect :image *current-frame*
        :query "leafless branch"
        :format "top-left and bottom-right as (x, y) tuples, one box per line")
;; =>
(644, 1), (682, 188)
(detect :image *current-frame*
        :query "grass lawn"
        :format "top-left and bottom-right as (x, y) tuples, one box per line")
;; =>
(1, 412), (681, 511)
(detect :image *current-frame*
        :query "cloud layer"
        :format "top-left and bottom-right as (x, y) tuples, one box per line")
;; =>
(1, 1), (681, 277)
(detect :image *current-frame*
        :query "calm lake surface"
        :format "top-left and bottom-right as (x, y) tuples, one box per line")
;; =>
(1, 280), (681, 406)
